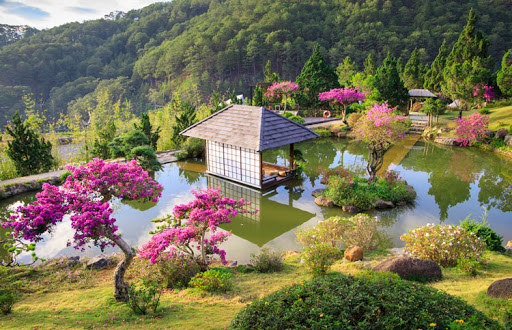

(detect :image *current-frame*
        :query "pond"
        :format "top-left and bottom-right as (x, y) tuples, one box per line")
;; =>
(1, 137), (511, 264)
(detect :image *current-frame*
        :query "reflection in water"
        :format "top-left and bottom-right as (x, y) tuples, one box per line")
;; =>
(209, 176), (315, 247)
(1, 137), (511, 263)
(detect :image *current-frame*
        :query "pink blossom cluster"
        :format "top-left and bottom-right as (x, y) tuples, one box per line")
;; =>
(139, 187), (250, 266)
(264, 81), (299, 99)
(400, 223), (486, 267)
(3, 158), (163, 251)
(455, 113), (489, 147)
(317, 87), (366, 106)
(353, 102), (408, 146)
(472, 84), (495, 102)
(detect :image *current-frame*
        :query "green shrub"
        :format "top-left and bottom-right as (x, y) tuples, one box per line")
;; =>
(509, 124), (512, 135)
(326, 176), (375, 210)
(478, 108), (491, 115)
(0, 288), (17, 315)
(125, 280), (162, 315)
(313, 128), (332, 137)
(283, 112), (306, 125)
(460, 212), (505, 252)
(343, 214), (383, 251)
(157, 254), (202, 288)
(295, 217), (351, 249)
(489, 137), (507, 149)
(401, 224), (487, 267)
(230, 275), (501, 329)
(250, 249), (284, 273)
(303, 243), (341, 276)
(457, 256), (480, 276)
(190, 270), (232, 293)
(176, 137), (205, 160)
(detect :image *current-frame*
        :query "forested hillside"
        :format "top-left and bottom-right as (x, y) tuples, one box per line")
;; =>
(0, 0), (511, 128)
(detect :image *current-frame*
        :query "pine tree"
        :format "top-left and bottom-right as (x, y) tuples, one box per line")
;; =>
(363, 53), (376, 77)
(171, 102), (196, 147)
(91, 119), (116, 160)
(336, 56), (358, 87)
(296, 44), (339, 109)
(252, 86), (264, 106)
(134, 113), (160, 149)
(374, 54), (409, 107)
(264, 60), (280, 83)
(5, 111), (54, 176)
(403, 48), (425, 89)
(424, 40), (448, 93)
(441, 9), (493, 119)
(497, 49), (512, 97)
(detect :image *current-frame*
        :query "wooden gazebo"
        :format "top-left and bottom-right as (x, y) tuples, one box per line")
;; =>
(180, 105), (319, 189)
(408, 88), (437, 111)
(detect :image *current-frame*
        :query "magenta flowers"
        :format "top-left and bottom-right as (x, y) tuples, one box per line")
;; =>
(139, 187), (251, 270)
(455, 113), (489, 147)
(318, 88), (365, 124)
(353, 102), (409, 181)
(264, 81), (299, 111)
(2, 158), (163, 301)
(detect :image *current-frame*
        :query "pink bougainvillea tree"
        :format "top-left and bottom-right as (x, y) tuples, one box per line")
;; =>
(455, 112), (489, 147)
(2, 159), (162, 301)
(264, 81), (299, 111)
(139, 187), (251, 270)
(353, 102), (409, 182)
(472, 84), (495, 103)
(318, 87), (366, 125)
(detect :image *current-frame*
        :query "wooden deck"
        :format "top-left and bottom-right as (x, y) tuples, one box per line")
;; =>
(261, 162), (294, 189)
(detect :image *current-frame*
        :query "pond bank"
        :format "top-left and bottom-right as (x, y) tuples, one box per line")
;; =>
(0, 149), (180, 200)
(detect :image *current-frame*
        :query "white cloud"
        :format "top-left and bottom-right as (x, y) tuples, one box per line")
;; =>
(0, 0), (163, 29)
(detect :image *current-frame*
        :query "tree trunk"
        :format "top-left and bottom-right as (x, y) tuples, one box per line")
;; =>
(367, 146), (385, 183)
(111, 236), (135, 302)
(342, 105), (348, 127)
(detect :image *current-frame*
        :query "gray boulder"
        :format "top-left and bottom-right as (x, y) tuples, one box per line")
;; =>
(487, 278), (512, 300)
(312, 188), (325, 197)
(342, 205), (360, 213)
(504, 135), (512, 147)
(434, 137), (460, 146)
(373, 256), (442, 280)
(375, 199), (395, 209)
(496, 128), (509, 139)
(314, 196), (334, 207)
(86, 255), (112, 270)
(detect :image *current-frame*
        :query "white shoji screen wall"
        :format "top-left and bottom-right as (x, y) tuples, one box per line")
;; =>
(206, 140), (261, 187)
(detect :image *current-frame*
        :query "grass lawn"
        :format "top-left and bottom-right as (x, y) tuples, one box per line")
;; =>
(1, 250), (511, 329)
(435, 105), (512, 132)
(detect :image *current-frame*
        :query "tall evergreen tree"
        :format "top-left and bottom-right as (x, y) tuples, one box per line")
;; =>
(5, 111), (54, 176)
(336, 56), (358, 87)
(403, 48), (425, 89)
(134, 113), (160, 149)
(441, 9), (493, 118)
(497, 49), (512, 97)
(91, 119), (116, 160)
(171, 102), (196, 147)
(424, 40), (448, 93)
(374, 54), (409, 107)
(363, 54), (376, 77)
(264, 60), (280, 83)
(296, 44), (339, 109)
(252, 86), (264, 106)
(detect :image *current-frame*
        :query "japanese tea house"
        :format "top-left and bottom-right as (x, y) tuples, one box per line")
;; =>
(180, 105), (319, 189)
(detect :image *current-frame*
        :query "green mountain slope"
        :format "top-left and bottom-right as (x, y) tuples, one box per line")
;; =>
(0, 0), (511, 127)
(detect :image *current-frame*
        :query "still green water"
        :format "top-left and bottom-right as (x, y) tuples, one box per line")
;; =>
(1, 137), (511, 264)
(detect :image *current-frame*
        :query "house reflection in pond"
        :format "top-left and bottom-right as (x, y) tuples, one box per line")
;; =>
(208, 175), (315, 247)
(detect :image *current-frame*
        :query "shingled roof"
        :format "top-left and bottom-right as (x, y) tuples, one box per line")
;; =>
(409, 89), (437, 98)
(180, 105), (320, 151)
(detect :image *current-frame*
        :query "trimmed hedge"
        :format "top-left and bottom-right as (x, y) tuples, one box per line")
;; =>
(231, 274), (500, 329)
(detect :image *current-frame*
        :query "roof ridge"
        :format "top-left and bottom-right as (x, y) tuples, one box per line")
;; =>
(258, 107), (265, 152)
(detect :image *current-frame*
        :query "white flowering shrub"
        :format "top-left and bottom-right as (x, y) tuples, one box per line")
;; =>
(400, 224), (486, 267)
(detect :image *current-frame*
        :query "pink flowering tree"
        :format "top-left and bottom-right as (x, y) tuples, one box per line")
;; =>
(2, 159), (162, 302)
(353, 102), (409, 182)
(318, 87), (366, 125)
(139, 187), (251, 270)
(472, 84), (495, 103)
(264, 81), (299, 111)
(455, 112), (489, 147)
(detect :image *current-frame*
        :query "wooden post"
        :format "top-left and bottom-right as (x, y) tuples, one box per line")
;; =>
(289, 143), (294, 170)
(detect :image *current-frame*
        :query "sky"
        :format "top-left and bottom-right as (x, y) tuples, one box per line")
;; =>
(0, 0), (162, 29)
